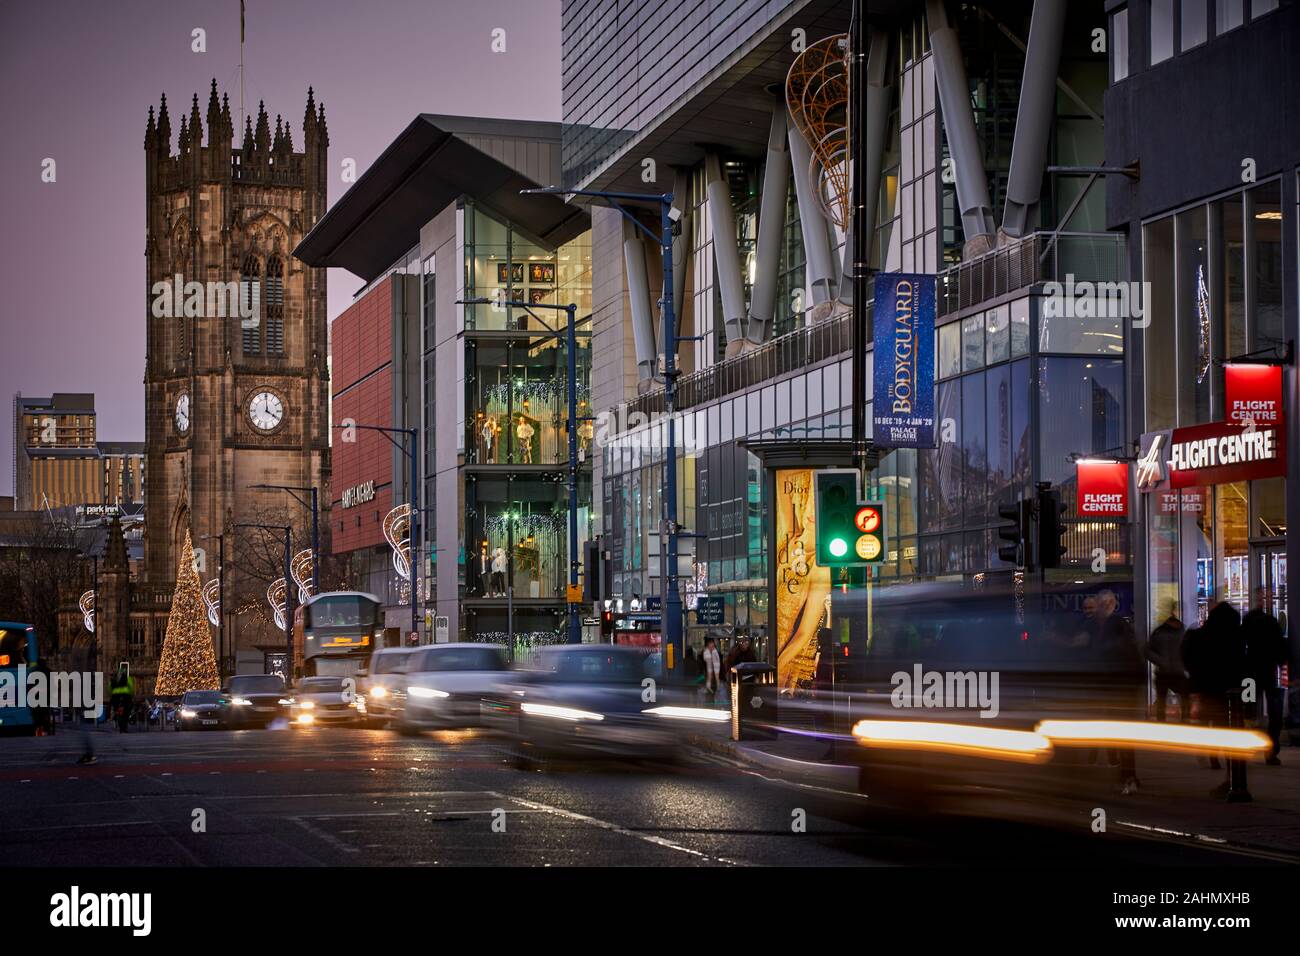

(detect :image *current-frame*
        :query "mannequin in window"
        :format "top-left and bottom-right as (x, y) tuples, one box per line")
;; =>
(481, 415), (500, 463)
(516, 415), (536, 464)
(490, 546), (508, 597)
(468, 542), (490, 596)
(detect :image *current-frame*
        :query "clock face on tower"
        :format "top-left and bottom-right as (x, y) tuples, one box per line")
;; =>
(175, 392), (190, 434)
(248, 390), (285, 432)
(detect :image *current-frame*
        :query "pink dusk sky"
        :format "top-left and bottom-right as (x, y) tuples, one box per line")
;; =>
(0, 0), (562, 495)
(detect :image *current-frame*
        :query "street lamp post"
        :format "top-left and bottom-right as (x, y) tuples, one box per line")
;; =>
(251, 484), (320, 592)
(236, 523), (293, 679)
(458, 296), (584, 646)
(520, 186), (687, 674)
(198, 533), (226, 682)
(334, 424), (419, 641)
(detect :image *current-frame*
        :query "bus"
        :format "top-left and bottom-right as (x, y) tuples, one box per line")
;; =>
(293, 592), (383, 680)
(0, 621), (38, 734)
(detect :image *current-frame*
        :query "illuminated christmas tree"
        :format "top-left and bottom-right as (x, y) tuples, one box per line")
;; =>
(154, 529), (221, 696)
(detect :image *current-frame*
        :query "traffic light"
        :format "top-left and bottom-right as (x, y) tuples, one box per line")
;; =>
(1037, 485), (1068, 569)
(814, 470), (861, 566)
(997, 498), (1034, 568)
(599, 609), (614, 636)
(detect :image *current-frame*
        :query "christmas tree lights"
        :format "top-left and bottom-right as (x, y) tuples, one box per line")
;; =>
(154, 530), (221, 696)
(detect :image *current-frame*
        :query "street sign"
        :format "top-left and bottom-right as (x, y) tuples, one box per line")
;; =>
(696, 596), (725, 625)
(854, 500), (886, 564)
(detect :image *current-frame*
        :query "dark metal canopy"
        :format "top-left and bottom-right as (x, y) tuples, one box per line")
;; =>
(569, 0), (852, 195)
(294, 115), (590, 282)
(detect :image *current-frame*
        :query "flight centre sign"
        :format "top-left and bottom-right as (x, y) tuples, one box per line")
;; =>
(873, 273), (936, 448)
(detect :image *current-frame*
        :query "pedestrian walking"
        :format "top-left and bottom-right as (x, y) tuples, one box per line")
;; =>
(1243, 588), (1287, 765)
(1146, 604), (1189, 722)
(69, 645), (97, 765)
(701, 637), (722, 705)
(1183, 601), (1247, 781)
(1093, 590), (1143, 793)
(109, 665), (135, 733)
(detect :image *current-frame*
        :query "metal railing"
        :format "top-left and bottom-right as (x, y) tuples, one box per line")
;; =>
(937, 231), (1126, 316)
(622, 305), (860, 420)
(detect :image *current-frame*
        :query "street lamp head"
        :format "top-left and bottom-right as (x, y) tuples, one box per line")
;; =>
(667, 205), (683, 223)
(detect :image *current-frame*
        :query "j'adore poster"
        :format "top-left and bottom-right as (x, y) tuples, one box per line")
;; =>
(774, 467), (832, 691)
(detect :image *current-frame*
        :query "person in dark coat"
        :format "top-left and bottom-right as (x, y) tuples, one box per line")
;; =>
(1146, 605), (1189, 722)
(1182, 601), (1247, 773)
(1243, 588), (1287, 765)
(723, 636), (758, 682)
(1092, 590), (1144, 793)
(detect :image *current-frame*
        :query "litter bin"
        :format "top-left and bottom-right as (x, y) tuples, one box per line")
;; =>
(730, 662), (776, 741)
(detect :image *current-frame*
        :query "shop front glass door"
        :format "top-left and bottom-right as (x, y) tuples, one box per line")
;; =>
(1255, 546), (1288, 636)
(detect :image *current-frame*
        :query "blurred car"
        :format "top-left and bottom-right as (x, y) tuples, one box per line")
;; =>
(176, 690), (229, 730)
(288, 676), (360, 727)
(396, 643), (510, 733)
(501, 645), (677, 764)
(358, 647), (417, 726)
(225, 674), (289, 728)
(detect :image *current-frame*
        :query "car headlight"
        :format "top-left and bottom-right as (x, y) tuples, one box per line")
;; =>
(297, 713), (315, 725)
(370, 686), (388, 699)
(408, 686), (450, 699)
(520, 702), (604, 721)
(180, 708), (197, 718)
(643, 705), (730, 723)
(299, 700), (315, 710)
(278, 698), (295, 706)
(231, 697), (253, 706)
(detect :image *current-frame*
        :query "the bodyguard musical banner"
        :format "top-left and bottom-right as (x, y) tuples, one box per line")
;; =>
(873, 272), (936, 448)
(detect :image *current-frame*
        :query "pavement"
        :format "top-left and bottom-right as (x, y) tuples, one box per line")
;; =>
(688, 719), (1300, 863)
(0, 720), (1280, 867)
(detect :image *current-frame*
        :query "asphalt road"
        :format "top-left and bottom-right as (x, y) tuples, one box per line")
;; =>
(0, 725), (1275, 867)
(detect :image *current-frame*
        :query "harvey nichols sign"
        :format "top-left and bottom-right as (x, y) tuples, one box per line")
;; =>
(340, 480), (376, 509)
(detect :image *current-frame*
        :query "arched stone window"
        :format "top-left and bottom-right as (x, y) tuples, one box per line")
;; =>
(265, 257), (284, 354)
(240, 253), (263, 354)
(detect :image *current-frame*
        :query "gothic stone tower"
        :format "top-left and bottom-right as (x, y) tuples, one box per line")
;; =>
(143, 82), (330, 651)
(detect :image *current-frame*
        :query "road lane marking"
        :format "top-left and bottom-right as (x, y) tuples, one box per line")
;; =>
(291, 816), (360, 854)
(488, 791), (737, 866)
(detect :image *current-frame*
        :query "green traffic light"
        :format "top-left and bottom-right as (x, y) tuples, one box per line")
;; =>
(829, 537), (849, 559)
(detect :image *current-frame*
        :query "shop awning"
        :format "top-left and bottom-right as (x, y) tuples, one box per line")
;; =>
(295, 115), (590, 282)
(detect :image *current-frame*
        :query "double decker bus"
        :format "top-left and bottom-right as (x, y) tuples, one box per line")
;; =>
(0, 622), (38, 734)
(293, 592), (383, 679)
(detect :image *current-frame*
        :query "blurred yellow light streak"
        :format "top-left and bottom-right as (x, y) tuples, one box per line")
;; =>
(851, 720), (1053, 763)
(1036, 720), (1272, 756)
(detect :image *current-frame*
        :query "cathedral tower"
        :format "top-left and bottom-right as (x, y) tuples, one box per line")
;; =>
(143, 82), (330, 651)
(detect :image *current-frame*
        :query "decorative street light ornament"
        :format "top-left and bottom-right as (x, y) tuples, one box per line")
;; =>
(1196, 264), (1211, 384)
(201, 578), (221, 629)
(290, 548), (316, 604)
(79, 590), (95, 633)
(786, 33), (850, 229)
(383, 503), (411, 581)
(267, 577), (288, 632)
